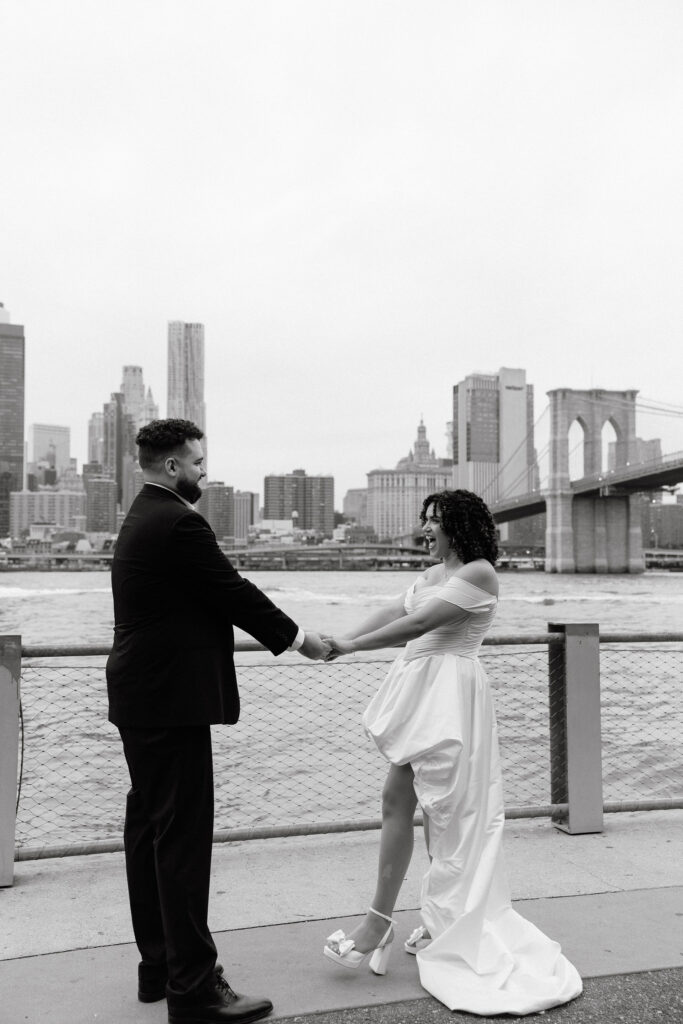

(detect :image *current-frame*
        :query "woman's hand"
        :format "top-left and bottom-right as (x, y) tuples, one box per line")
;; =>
(322, 635), (356, 661)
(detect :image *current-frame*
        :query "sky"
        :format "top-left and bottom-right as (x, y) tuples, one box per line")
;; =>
(2, 0), (683, 504)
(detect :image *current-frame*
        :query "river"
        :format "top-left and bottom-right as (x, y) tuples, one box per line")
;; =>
(5, 567), (681, 849)
(1, 567), (682, 645)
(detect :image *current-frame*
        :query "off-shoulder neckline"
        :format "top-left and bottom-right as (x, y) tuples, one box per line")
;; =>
(411, 576), (498, 601)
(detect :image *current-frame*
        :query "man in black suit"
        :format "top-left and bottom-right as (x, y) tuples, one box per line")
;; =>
(107, 419), (328, 1024)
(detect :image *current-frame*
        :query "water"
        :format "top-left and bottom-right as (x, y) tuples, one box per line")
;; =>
(5, 568), (682, 848)
(2, 567), (683, 644)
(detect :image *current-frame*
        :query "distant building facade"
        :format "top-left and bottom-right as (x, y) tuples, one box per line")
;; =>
(641, 499), (683, 548)
(263, 469), (334, 535)
(88, 412), (105, 464)
(367, 421), (452, 542)
(0, 304), (25, 536)
(197, 482), (234, 542)
(234, 490), (259, 544)
(452, 367), (542, 544)
(28, 424), (71, 476)
(85, 477), (118, 533)
(167, 320), (206, 453)
(10, 489), (86, 537)
(102, 392), (136, 506)
(452, 367), (538, 501)
(343, 488), (368, 525)
(121, 365), (159, 433)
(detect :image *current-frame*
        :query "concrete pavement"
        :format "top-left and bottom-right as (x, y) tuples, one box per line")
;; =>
(1, 810), (682, 1021)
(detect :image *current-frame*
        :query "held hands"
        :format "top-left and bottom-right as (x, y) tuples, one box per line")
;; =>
(298, 631), (332, 661)
(321, 635), (355, 662)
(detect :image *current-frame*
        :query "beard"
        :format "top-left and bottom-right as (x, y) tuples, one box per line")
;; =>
(176, 478), (203, 505)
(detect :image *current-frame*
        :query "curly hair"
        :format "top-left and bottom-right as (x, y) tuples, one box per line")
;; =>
(419, 489), (499, 565)
(136, 419), (204, 469)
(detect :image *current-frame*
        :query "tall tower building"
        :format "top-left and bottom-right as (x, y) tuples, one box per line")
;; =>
(452, 367), (537, 503)
(167, 321), (205, 426)
(102, 392), (136, 506)
(0, 304), (25, 536)
(452, 367), (540, 544)
(121, 365), (159, 433)
(88, 412), (105, 464)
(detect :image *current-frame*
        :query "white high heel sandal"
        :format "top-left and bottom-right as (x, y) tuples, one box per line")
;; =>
(324, 907), (395, 975)
(404, 924), (431, 954)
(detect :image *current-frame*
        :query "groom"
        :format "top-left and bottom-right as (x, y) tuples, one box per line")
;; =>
(106, 418), (328, 1024)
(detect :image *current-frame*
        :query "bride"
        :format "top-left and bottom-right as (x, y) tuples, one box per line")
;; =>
(322, 489), (581, 1016)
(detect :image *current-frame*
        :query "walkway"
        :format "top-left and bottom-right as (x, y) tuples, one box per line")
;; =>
(1, 810), (682, 1022)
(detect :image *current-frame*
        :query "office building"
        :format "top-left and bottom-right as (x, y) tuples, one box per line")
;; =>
(452, 367), (537, 500)
(234, 491), (259, 544)
(452, 367), (541, 544)
(88, 412), (105, 465)
(85, 477), (118, 533)
(102, 392), (136, 506)
(121, 365), (159, 433)
(197, 482), (234, 542)
(167, 320), (206, 450)
(367, 421), (452, 542)
(343, 488), (368, 525)
(263, 469), (334, 536)
(28, 424), (71, 476)
(10, 489), (86, 538)
(122, 455), (144, 514)
(0, 304), (25, 536)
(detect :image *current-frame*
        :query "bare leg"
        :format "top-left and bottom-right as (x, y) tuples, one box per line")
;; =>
(422, 810), (432, 862)
(346, 763), (417, 952)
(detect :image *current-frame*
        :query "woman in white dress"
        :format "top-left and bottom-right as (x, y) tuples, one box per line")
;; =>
(323, 490), (582, 1016)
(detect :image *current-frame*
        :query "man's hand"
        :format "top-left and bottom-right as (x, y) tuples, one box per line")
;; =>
(298, 631), (331, 661)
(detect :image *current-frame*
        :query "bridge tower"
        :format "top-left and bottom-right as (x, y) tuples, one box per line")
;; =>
(546, 389), (644, 573)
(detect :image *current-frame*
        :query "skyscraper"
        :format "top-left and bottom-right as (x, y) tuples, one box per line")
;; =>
(452, 367), (537, 504)
(121, 365), (159, 432)
(167, 321), (205, 424)
(102, 392), (136, 506)
(0, 304), (25, 536)
(88, 411), (105, 464)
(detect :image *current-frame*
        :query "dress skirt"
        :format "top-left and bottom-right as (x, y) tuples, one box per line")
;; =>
(363, 650), (582, 1016)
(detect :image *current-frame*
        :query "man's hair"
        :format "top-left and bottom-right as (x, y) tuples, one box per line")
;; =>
(136, 419), (204, 470)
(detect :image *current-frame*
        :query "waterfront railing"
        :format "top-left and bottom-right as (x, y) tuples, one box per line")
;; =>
(1, 625), (682, 886)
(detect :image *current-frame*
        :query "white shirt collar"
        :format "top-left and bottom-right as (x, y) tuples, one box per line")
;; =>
(145, 481), (196, 510)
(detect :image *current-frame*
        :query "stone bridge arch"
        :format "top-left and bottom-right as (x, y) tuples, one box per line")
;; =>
(546, 389), (643, 573)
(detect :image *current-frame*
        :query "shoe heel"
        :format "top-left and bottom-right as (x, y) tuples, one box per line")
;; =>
(369, 939), (392, 975)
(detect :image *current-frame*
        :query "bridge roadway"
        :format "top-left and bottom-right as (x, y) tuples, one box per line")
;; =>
(491, 450), (683, 523)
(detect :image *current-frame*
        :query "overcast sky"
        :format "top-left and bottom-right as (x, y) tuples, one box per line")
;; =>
(2, 0), (682, 503)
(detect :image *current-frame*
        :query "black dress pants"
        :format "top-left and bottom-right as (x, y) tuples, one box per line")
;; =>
(118, 724), (218, 995)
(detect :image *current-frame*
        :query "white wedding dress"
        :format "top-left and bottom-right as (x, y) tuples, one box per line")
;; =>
(362, 575), (582, 1016)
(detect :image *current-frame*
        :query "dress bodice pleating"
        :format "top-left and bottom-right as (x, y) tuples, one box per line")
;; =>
(403, 576), (497, 660)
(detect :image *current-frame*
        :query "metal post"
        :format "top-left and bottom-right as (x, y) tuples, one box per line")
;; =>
(548, 623), (603, 834)
(0, 636), (21, 885)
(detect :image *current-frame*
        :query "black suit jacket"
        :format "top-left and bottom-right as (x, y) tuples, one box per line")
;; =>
(106, 484), (299, 727)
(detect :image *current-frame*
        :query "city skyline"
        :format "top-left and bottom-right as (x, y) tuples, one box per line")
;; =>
(2, 3), (683, 503)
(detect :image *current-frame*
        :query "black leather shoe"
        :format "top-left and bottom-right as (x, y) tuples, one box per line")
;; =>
(138, 961), (168, 1003)
(167, 965), (272, 1023)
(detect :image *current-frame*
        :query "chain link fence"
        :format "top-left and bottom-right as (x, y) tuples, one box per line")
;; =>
(12, 637), (683, 854)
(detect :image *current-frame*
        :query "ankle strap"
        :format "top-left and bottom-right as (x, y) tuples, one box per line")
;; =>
(369, 907), (395, 925)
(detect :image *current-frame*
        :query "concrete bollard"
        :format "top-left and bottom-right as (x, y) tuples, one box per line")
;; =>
(0, 635), (21, 886)
(548, 623), (603, 834)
